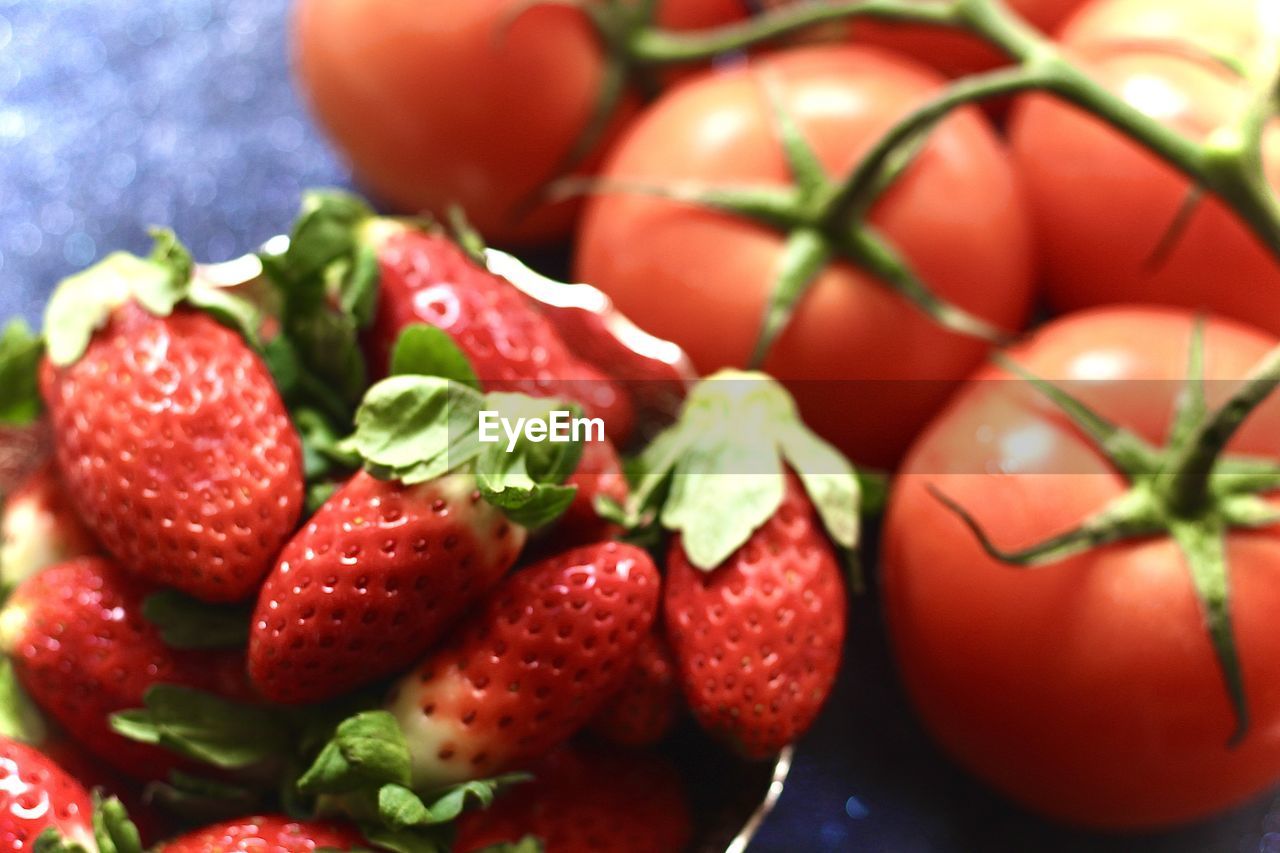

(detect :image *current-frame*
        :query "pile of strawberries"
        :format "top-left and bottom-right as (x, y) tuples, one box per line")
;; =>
(0, 193), (859, 852)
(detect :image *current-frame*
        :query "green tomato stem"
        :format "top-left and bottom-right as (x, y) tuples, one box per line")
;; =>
(629, 0), (960, 66)
(1160, 340), (1280, 517)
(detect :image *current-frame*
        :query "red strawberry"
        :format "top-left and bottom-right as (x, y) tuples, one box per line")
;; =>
(365, 226), (633, 443)
(0, 556), (255, 780)
(453, 744), (692, 853)
(0, 736), (95, 850)
(160, 815), (366, 852)
(0, 461), (97, 587)
(384, 542), (660, 786)
(665, 474), (846, 757)
(249, 471), (526, 704)
(40, 736), (168, 846)
(588, 629), (681, 748)
(617, 373), (859, 758)
(40, 301), (305, 602)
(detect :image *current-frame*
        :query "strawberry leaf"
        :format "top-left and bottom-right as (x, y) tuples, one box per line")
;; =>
(0, 657), (47, 743)
(474, 394), (583, 529)
(0, 319), (44, 426)
(110, 685), (286, 770)
(91, 794), (144, 853)
(145, 770), (263, 824)
(141, 590), (251, 650)
(378, 774), (530, 829)
(391, 324), (481, 391)
(44, 251), (184, 366)
(356, 823), (451, 853)
(262, 191), (382, 411)
(625, 370), (862, 570)
(33, 828), (88, 853)
(343, 376), (484, 485)
(297, 711), (413, 795)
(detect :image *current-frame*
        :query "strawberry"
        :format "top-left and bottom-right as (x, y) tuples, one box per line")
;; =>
(160, 815), (366, 852)
(0, 461), (97, 588)
(0, 736), (96, 850)
(272, 192), (633, 445)
(0, 556), (255, 780)
(294, 542), (659, 801)
(385, 542), (659, 785)
(453, 744), (692, 853)
(615, 371), (859, 757)
(249, 470), (525, 704)
(588, 629), (681, 748)
(247, 366), (592, 704)
(37, 242), (304, 603)
(666, 474), (846, 757)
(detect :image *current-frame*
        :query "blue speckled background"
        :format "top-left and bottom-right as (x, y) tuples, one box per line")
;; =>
(3, 2), (1280, 851)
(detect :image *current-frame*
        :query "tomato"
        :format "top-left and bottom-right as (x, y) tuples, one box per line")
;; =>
(573, 46), (1035, 468)
(754, 0), (1087, 78)
(1009, 0), (1280, 334)
(292, 0), (751, 246)
(883, 306), (1280, 828)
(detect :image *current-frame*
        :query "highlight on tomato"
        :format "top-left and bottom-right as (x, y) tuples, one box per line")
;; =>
(574, 44), (1036, 468)
(292, 0), (753, 246)
(1010, 0), (1280, 334)
(884, 305), (1280, 828)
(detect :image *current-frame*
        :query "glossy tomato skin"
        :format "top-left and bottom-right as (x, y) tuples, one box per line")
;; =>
(1010, 0), (1280, 334)
(883, 307), (1280, 829)
(293, 0), (750, 246)
(574, 45), (1035, 467)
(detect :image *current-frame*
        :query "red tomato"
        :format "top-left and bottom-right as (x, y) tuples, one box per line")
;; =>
(1010, 0), (1280, 334)
(884, 306), (1280, 828)
(574, 46), (1035, 467)
(755, 0), (1087, 77)
(292, 0), (750, 246)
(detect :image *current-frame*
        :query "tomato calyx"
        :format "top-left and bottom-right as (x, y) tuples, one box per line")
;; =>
(561, 85), (1010, 368)
(931, 321), (1280, 745)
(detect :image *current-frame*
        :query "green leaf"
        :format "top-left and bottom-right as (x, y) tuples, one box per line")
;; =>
(147, 227), (194, 286)
(279, 190), (376, 293)
(33, 828), (88, 853)
(474, 394), (584, 528)
(390, 324), (480, 390)
(109, 685), (286, 769)
(356, 823), (450, 853)
(144, 770), (262, 824)
(141, 590), (251, 650)
(297, 711), (412, 796)
(0, 319), (44, 426)
(662, 433), (784, 570)
(379, 774), (528, 829)
(777, 421), (859, 551)
(92, 794), (144, 853)
(344, 376), (484, 485)
(44, 252), (184, 366)
(620, 370), (864, 570)
(187, 283), (263, 348)
(0, 657), (47, 743)
(343, 243), (382, 329)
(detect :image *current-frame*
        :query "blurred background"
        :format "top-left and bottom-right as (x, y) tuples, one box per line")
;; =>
(4, 2), (1280, 850)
